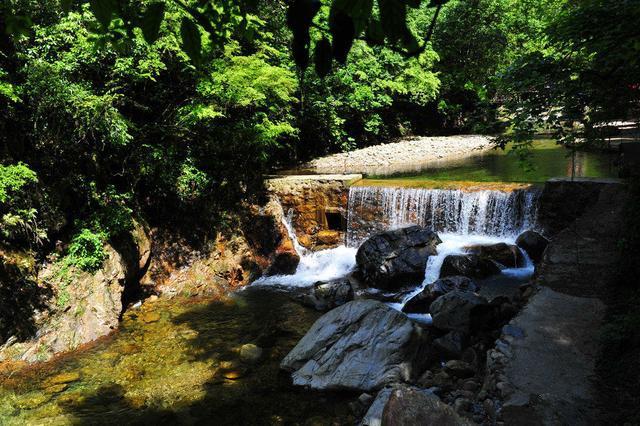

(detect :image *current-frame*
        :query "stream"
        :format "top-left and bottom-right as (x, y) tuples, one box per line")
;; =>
(0, 141), (616, 424)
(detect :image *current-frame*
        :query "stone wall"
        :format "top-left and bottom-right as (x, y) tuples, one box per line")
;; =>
(266, 174), (362, 250)
(535, 178), (627, 297)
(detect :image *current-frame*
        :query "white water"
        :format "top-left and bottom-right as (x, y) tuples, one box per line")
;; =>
(347, 186), (540, 247)
(388, 233), (534, 312)
(252, 208), (357, 288)
(252, 245), (357, 288)
(254, 186), (538, 297)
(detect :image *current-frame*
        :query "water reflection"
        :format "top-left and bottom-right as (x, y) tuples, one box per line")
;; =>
(371, 140), (618, 183)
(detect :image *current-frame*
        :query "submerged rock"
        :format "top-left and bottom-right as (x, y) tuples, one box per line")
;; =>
(516, 230), (549, 263)
(239, 343), (263, 363)
(281, 300), (425, 391)
(465, 242), (523, 268)
(402, 276), (478, 314)
(296, 278), (354, 311)
(430, 291), (488, 333)
(439, 254), (501, 279)
(356, 226), (441, 290)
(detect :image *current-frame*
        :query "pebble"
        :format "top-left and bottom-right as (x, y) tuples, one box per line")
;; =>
(141, 312), (160, 323)
(453, 398), (473, 414)
(239, 344), (263, 363)
(462, 380), (479, 391)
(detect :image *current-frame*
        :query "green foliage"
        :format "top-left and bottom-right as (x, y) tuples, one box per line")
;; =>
(0, 163), (45, 245)
(176, 161), (211, 203)
(0, 69), (21, 103)
(0, 163), (37, 204)
(499, 0), (640, 148)
(301, 36), (439, 153)
(64, 228), (107, 272)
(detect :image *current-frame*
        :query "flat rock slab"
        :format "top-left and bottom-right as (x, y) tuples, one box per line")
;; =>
(502, 287), (605, 425)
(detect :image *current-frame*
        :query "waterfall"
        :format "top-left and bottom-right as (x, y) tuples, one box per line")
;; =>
(254, 184), (539, 291)
(347, 186), (540, 247)
(252, 207), (357, 288)
(282, 208), (308, 257)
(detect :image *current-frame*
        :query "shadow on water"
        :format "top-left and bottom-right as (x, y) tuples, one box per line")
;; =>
(1, 288), (355, 425)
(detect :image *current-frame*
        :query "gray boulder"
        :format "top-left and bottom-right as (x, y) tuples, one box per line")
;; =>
(281, 300), (425, 391)
(439, 254), (501, 279)
(516, 230), (549, 263)
(297, 278), (354, 311)
(356, 226), (441, 290)
(402, 276), (478, 314)
(430, 291), (488, 333)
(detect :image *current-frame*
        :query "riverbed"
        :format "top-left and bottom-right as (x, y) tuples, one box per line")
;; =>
(0, 290), (355, 425)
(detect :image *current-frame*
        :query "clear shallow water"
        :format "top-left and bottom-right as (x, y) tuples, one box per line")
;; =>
(370, 140), (618, 183)
(0, 290), (354, 425)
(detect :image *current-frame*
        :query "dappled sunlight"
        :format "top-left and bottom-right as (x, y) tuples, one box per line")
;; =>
(0, 290), (355, 424)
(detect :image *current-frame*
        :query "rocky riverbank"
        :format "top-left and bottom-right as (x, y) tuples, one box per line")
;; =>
(276, 177), (627, 425)
(304, 135), (493, 175)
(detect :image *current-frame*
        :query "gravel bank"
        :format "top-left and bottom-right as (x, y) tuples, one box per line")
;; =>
(305, 135), (493, 176)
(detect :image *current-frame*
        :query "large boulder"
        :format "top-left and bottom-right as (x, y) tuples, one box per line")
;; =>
(296, 278), (354, 311)
(356, 226), (441, 290)
(516, 230), (549, 263)
(402, 276), (478, 314)
(430, 291), (488, 333)
(439, 254), (501, 279)
(464, 243), (523, 268)
(281, 300), (426, 391)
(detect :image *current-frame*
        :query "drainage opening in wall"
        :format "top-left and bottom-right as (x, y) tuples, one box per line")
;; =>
(325, 211), (344, 231)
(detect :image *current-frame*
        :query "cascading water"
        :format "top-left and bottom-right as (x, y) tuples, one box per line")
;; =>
(348, 184), (541, 316)
(346, 186), (540, 247)
(254, 185), (540, 309)
(252, 208), (357, 288)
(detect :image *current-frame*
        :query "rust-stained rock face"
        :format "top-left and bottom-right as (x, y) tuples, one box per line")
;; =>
(266, 175), (361, 250)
